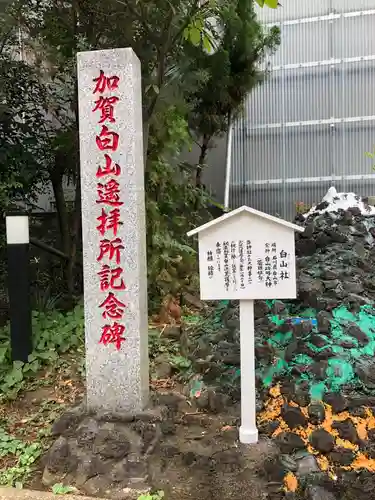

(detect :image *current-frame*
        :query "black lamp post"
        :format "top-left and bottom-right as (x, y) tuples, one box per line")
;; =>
(6, 213), (32, 362)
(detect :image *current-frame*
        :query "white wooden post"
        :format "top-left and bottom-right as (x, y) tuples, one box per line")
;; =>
(187, 206), (304, 444)
(239, 299), (258, 443)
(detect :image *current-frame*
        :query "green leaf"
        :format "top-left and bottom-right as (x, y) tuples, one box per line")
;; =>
(265, 0), (279, 7)
(13, 361), (24, 371)
(4, 366), (24, 386)
(182, 27), (190, 40)
(202, 35), (212, 53)
(0, 347), (8, 364)
(36, 350), (58, 361)
(256, 0), (279, 7)
(194, 18), (204, 30)
(51, 483), (75, 495)
(188, 27), (201, 47)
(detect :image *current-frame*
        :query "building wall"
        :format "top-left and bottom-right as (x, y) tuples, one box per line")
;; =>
(224, 0), (375, 220)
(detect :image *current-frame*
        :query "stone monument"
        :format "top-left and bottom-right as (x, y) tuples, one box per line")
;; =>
(77, 48), (149, 413)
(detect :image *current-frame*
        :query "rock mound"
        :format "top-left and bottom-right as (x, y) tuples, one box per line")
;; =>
(43, 395), (277, 499)
(295, 189), (375, 311)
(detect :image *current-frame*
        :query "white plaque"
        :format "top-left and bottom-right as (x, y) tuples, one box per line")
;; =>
(188, 206), (304, 301)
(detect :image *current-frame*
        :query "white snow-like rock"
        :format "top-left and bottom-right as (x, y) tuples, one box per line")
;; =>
(303, 186), (375, 218)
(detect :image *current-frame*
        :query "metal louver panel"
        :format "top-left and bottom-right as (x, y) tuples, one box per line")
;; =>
(228, 1), (375, 220)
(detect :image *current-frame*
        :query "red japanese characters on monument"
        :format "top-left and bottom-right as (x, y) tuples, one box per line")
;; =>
(92, 69), (126, 351)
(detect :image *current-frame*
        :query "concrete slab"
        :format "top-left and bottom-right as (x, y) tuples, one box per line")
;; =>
(0, 489), (108, 500)
(0, 487), (146, 500)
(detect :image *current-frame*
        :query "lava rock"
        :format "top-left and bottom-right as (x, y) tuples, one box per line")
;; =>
(323, 393), (348, 413)
(315, 348), (335, 361)
(355, 358), (375, 389)
(348, 206), (362, 216)
(298, 275), (324, 295)
(75, 455), (108, 486)
(51, 405), (87, 436)
(360, 441), (375, 459)
(316, 201), (329, 211)
(275, 432), (306, 454)
(76, 418), (99, 447)
(293, 385), (311, 407)
(281, 405), (307, 430)
(344, 281), (364, 294)
(272, 300), (286, 314)
(93, 428), (131, 459)
(280, 381), (296, 400)
(300, 223), (314, 239)
(350, 406), (367, 418)
(279, 454), (298, 472)
(329, 447), (355, 466)
(44, 436), (77, 476)
(207, 388), (229, 413)
(258, 420), (280, 436)
(213, 342), (240, 366)
(263, 457), (288, 482)
(308, 402), (326, 425)
(254, 300), (270, 319)
(325, 229), (348, 243)
(296, 454), (320, 476)
(308, 361), (328, 381)
(346, 324), (369, 346)
(296, 239), (317, 256)
(310, 429), (335, 453)
(341, 211), (354, 225)
(322, 270), (339, 280)
(309, 335), (328, 348)
(154, 354), (173, 378)
(284, 341), (299, 362)
(160, 325), (181, 339)
(306, 486), (337, 500)
(332, 419), (359, 444)
(339, 339), (357, 349)
(316, 232), (332, 248)
(323, 279), (340, 290)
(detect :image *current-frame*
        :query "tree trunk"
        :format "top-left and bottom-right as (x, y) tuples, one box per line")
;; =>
(196, 134), (209, 187)
(65, 175), (82, 299)
(51, 174), (70, 258)
(50, 170), (76, 301)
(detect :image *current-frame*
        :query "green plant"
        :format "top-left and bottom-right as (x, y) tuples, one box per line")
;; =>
(365, 147), (375, 170)
(52, 483), (76, 495)
(146, 105), (212, 309)
(185, 0), (280, 186)
(138, 491), (165, 500)
(0, 304), (84, 400)
(295, 201), (312, 214)
(32, 286), (62, 313)
(0, 428), (43, 487)
(255, 0), (279, 7)
(169, 355), (191, 371)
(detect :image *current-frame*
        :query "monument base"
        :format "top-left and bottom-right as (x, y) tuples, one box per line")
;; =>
(41, 392), (277, 499)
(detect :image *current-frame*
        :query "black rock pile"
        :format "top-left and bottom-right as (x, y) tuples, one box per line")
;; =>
(294, 205), (375, 311)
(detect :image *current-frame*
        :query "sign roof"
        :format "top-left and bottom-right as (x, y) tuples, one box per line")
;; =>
(187, 205), (305, 237)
